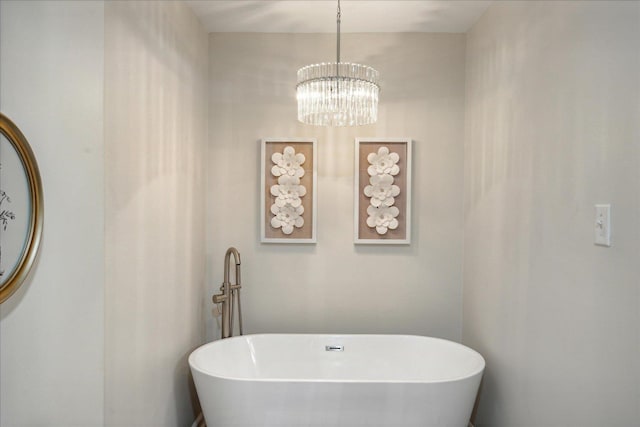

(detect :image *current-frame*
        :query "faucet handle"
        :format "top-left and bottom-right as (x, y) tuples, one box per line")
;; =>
(212, 293), (226, 304)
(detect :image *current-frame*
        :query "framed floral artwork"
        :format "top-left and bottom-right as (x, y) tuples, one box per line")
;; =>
(261, 138), (317, 244)
(354, 138), (412, 245)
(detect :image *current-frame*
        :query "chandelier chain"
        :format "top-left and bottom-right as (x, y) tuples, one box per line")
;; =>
(336, 0), (341, 69)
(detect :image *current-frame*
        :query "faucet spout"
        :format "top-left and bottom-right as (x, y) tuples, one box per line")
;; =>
(224, 247), (241, 287)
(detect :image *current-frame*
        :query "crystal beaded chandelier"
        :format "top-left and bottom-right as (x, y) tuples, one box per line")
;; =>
(296, 0), (380, 126)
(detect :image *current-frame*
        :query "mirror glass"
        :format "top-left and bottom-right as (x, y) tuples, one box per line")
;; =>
(0, 132), (31, 285)
(0, 113), (43, 303)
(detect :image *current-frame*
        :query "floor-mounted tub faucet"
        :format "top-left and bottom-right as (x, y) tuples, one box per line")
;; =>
(212, 247), (243, 339)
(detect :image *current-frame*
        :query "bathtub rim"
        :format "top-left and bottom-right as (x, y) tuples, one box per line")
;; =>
(189, 333), (485, 384)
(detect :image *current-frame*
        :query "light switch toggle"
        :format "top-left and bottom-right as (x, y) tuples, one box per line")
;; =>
(594, 204), (611, 247)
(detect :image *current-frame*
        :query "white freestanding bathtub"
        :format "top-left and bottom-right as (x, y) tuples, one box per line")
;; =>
(189, 334), (484, 427)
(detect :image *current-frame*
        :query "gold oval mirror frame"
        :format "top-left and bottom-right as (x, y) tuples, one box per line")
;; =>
(0, 113), (43, 304)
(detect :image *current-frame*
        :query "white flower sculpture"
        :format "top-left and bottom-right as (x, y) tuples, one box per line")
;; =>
(270, 175), (307, 208)
(272, 146), (306, 178)
(270, 146), (306, 235)
(366, 205), (400, 235)
(270, 204), (304, 235)
(367, 146), (400, 177)
(364, 146), (401, 235)
(364, 174), (400, 207)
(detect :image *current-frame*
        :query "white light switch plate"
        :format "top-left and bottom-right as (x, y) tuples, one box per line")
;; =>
(594, 204), (611, 247)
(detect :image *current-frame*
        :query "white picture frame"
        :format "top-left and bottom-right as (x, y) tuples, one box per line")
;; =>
(261, 138), (317, 244)
(354, 138), (412, 245)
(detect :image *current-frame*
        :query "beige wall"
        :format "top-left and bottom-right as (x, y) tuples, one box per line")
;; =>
(207, 33), (466, 340)
(4, 2), (638, 426)
(0, 1), (105, 425)
(104, 1), (208, 426)
(463, 1), (640, 426)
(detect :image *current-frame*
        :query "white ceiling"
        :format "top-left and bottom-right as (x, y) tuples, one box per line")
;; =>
(185, 1), (492, 33)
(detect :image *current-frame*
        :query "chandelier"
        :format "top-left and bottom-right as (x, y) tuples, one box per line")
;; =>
(296, 0), (380, 126)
